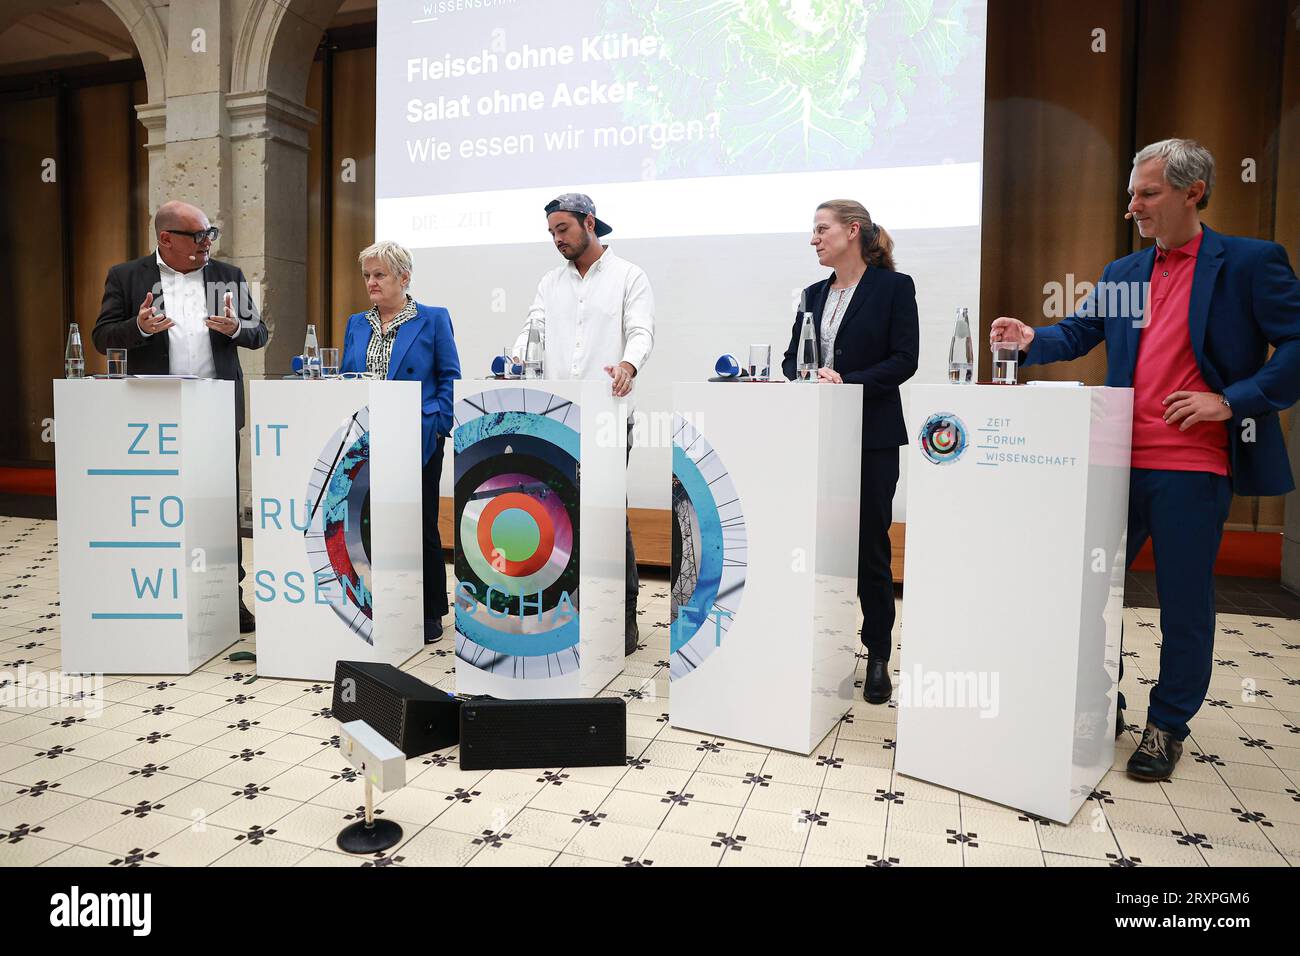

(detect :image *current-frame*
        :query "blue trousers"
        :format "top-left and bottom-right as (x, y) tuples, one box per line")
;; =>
(1120, 468), (1233, 740)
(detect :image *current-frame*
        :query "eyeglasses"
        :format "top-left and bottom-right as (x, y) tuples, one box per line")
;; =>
(163, 227), (220, 244)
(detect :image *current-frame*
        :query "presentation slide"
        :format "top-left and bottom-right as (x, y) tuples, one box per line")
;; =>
(375, 0), (988, 513)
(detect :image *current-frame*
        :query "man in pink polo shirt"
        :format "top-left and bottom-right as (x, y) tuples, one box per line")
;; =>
(992, 139), (1300, 782)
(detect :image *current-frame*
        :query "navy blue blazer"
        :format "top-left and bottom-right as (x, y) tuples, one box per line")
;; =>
(341, 302), (461, 465)
(1024, 225), (1300, 497)
(781, 267), (920, 448)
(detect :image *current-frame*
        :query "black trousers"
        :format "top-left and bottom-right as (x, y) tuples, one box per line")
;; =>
(236, 432), (245, 589)
(423, 440), (449, 620)
(858, 447), (899, 661)
(625, 421), (639, 653)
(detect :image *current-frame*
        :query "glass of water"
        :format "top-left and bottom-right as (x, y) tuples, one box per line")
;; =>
(748, 344), (772, 381)
(106, 348), (128, 379)
(320, 348), (340, 379)
(991, 341), (1019, 385)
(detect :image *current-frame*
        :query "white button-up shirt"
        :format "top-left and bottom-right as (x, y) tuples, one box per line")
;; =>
(150, 251), (217, 378)
(512, 247), (655, 411)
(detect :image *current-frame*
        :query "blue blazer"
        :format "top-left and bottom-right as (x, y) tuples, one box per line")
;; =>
(341, 302), (461, 465)
(1024, 225), (1300, 496)
(781, 267), (920, 448)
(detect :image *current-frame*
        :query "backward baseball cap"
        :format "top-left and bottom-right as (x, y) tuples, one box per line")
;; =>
(544, 193), (612, 237)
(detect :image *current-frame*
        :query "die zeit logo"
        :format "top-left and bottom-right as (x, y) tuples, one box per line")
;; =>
(918, 412), (968, 465)
(49, 886), (151, 937)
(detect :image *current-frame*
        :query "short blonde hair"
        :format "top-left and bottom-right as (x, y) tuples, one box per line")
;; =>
(358, 240), (413, 288)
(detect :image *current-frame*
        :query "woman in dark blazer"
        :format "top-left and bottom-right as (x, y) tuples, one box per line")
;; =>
(781, 200), (919, 704)
(342, 240), (461, 643)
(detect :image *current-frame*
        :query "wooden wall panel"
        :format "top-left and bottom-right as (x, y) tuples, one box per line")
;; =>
(70, 82), (134, 377)
(328, 45), (376, 344)
(1134, 0), (1291, 530)
(979, 0), (1134, 387)
(305, 59), (325, 344)
(1134, 0), (1286, 244)
(131, 80), (150, 257)
(0, 95), (63, 464)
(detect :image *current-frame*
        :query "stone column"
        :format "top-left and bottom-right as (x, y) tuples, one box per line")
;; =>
(225, 90), (317, 382)
(158, 0), (231, 235)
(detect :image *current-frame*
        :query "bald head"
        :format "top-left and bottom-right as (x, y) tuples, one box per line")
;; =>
(154, 200), (214, 273)
(154, 200), (207, 236)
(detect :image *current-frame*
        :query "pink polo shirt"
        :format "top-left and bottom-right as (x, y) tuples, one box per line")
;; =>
(1130, 230), (1229, 474)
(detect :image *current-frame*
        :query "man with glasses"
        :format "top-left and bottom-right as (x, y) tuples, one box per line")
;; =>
(93, 200), (268, 634)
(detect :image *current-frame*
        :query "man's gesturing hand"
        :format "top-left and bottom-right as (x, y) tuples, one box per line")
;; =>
(137, 291), (175, 335)
(205, 291), (240, 337)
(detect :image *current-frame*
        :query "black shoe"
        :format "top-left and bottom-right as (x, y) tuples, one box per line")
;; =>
(424, 619), (444, 645)
(1115, 707), (1126, 740)
(1126, 722), (1182, 781)
(239, 600), (256, 634)
(862, 656), (892, 705)
(625, 619), (639, 656)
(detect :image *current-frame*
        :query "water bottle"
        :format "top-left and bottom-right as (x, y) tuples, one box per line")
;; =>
(64, 323), (84, 379)
(303, 324), (320, 379)
(524, 325), (544, 379)
(948, 307), (973, 384)
(796, 312), (818, 381)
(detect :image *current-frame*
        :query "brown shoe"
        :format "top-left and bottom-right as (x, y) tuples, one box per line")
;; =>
(1126, 721), (1182, 781)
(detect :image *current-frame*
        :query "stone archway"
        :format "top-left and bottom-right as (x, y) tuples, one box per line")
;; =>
(232, 0), (344, 100)
(99, 0), (168, 103)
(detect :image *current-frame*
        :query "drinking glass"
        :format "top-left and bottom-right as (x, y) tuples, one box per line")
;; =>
(106, 348), (127, 379)
(991, 341), (1019, 385)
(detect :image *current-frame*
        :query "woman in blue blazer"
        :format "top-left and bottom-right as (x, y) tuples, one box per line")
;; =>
(781, 200), (919, 706)
(342, 240), (462, 643)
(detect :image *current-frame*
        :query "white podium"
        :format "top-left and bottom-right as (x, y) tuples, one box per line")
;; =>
(54, 378), (237, 674)
(250, 379), (424, 680)
(451, 380), (624, 699)
(668, 382), (862, 754)
(897, 384), (1132, 823)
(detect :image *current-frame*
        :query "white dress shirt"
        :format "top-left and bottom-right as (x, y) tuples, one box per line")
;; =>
(146, 251), (218, 378)
(512, 247), (655, 412)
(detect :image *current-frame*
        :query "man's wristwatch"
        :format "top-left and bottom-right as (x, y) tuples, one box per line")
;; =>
(1220, 394), (1231, 409)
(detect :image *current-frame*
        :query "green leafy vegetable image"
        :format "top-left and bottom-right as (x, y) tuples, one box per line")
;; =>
(599, 0), (979, 176)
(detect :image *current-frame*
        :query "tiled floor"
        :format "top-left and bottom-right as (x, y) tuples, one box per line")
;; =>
(1, 513), (1298, 867)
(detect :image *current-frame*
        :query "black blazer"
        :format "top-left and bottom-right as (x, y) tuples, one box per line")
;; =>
(92, 253), (269, 429)
(781, 267), (919, 449)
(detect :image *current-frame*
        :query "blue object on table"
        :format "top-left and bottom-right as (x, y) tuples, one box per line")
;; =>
(490, 355), (506, 376)
(715, 354), (741, 378)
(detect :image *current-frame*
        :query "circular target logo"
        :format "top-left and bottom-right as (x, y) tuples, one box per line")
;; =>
(453, 389), (582, 679)
(919, 412), (968, 465)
